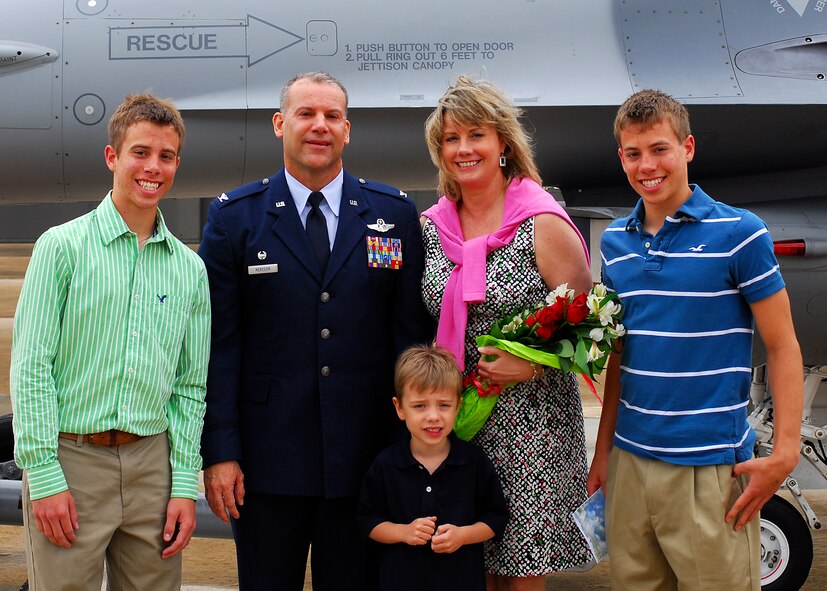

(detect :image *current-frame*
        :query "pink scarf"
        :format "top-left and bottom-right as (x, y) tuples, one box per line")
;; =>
(422, 177), (589, 371)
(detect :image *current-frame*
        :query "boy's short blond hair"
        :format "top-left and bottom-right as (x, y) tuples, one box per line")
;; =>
(108, 93), (185, 154)
(394, 345), (463, 400)
(613, 89), (691, 146)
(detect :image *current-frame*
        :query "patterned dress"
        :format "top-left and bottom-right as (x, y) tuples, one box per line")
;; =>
(422, 217), (592, 576)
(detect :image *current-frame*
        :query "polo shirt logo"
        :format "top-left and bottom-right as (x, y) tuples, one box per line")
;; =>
(689, 244), (707, 252)
(157, 294), (168, 303)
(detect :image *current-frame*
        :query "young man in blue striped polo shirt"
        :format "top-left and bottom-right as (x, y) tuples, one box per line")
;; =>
(587, 90), (803, 590)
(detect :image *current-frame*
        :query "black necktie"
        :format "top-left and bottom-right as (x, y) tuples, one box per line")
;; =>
(306, 191), (330, 273)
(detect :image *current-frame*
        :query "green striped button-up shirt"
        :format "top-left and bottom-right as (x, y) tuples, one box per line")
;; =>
(11, 193), (211, 500)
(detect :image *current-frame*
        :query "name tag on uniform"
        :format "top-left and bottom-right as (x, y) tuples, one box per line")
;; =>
(248, 264), (278, 275)
(366, 236), (402, 269)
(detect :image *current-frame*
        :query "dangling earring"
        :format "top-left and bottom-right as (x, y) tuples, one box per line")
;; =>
(499, 153), (506, 167)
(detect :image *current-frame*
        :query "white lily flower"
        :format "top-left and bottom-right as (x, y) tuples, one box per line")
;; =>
(587, 293), (602, 315)
(547, 283), (574, 303)
(598, 301), (620, 326)
(589, 328), (604, 342)
(592, 283), (607, 298)
(587, 340), (605, 362)
(614, 323), (626, 337)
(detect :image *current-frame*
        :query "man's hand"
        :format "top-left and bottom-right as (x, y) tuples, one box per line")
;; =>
(727, 451), (799, 531)
(404, 516), (437, 546)
(31, 490), (79, 548)
(204, 460), (245, 523)
(161, 498), (196, 559)
(587, 449), (609, 496)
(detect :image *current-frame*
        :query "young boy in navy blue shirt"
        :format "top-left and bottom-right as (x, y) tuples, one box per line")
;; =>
(358, 344), (508, 591)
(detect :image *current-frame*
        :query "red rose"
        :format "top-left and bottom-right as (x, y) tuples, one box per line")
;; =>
(535, 299), (567, 325)
(566, 293), (589, 324)
(525, 314), (537, 327)
(535, 324), (557, 339)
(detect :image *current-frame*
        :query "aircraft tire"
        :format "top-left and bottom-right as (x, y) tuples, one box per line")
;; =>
(0, 413), (13, 462)
(760, 494), (813, 590)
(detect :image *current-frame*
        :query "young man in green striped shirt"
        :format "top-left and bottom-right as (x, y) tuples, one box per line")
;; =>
(11, 94), (211, 590)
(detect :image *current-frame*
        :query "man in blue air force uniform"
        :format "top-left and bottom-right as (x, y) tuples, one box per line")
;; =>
(198, 72), (432, 590)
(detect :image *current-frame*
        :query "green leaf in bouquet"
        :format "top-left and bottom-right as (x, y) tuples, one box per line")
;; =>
(557, 339), (574, 357)
(592, 356), (608, 374)
(574, 339), (590, 375)
(490, 324), (506, 339)
(572, 326), (597, 338)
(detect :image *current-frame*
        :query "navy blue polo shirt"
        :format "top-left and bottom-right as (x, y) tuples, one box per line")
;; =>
(600, 185), (784, 465)
(358, 434), (508, 591)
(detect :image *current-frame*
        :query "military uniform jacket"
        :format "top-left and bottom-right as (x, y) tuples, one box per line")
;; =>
(198, 169), (432, 498)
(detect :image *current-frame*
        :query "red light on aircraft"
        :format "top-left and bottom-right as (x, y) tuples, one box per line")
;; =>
(773, 240), (806, 257)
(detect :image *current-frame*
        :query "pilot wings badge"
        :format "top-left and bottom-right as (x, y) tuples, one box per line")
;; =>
(367, 218), (395, 232)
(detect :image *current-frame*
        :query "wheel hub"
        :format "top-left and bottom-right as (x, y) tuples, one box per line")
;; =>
(760, 517), (790, 584)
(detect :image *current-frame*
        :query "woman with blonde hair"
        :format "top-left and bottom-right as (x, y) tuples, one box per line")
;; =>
(421, 76), (593, 591)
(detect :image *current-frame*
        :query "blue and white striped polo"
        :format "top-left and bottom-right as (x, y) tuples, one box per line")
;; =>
(600, 185), (784, 465)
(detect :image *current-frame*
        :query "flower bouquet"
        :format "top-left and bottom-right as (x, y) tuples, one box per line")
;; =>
(454, 283), (625, 441)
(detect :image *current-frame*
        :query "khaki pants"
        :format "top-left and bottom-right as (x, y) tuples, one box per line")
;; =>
(605, 447), (760, 591)
(23, 433), (181, 591)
